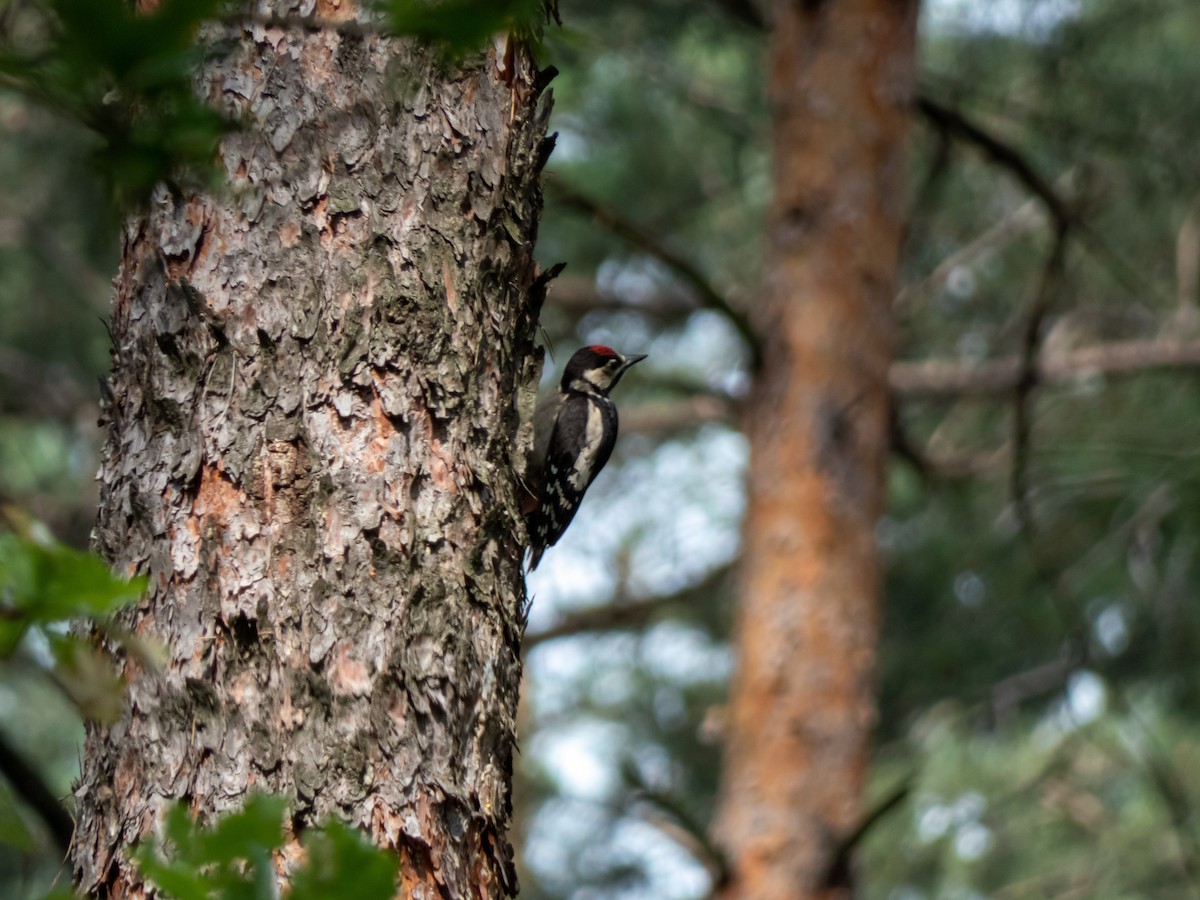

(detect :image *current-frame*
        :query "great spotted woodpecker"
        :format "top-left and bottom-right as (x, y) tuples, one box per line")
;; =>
(526, 345), (647, 569)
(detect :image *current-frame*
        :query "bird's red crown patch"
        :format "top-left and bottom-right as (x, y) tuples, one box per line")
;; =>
(587, 345), (617, 357)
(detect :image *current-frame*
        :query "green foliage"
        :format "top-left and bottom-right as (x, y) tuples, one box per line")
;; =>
(0, 513), (145, 726)
(0, 529), (146, 644)
(289, 821), (402, 900)
(135, 796), (399, 900)
(0, 0), (233, 208)
(376, 0), (545, 56)
(0, 0), (545, 211)
(135, 796), (286, 900)
(864, 700), (1200, 898)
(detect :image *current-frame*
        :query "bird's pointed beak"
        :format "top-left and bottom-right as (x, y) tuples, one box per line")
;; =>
(620, 353), (648, 371)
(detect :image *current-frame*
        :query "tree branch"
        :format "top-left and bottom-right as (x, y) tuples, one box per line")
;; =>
(621, 395), (734, 436)
(890, 336), (1200, 400)
(548, 180), (763, 368)
(523, 566), (730, 649)
(915, 94), (1155, 304)
(622, 760), (730, 889)
(896, 194), (1049, 312)
(1010, 225), (1069, 539)
(917, 95), (1072, 227)
(821, 777), (913, 890)
(988, 652), (1077, 727)
(547, 273), (696, 319)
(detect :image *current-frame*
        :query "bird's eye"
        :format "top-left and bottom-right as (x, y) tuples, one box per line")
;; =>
(606, 359), (619, 369)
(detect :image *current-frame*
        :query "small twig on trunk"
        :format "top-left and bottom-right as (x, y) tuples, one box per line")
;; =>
(917, 95), (1071, 228)
(821, 777), (913, 890)
(523, 565), (730, 649)
(621, 760), (731, 889)
(548, 180), (762, 368)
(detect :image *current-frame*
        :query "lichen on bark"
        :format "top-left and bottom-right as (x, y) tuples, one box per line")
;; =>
(73, 6), (551, 898)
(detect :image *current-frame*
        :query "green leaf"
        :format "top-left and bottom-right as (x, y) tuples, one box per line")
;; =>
(378, 0), (543, 56)
(0, 533), (146, 626)
(50, 634), (126, 724)
(1, 0), (235, 210)
(196, 795), (286, 867)
(136, 796), (288, 900)
(135, 798), (398, 900)
(0, 790), (36, 853)
(290, 821), (399, 900)
(133, 853), (210, 900)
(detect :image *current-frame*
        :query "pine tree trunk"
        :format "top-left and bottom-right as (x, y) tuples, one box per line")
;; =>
(71, 7), (550, 898)
(713, 2), (918, 898)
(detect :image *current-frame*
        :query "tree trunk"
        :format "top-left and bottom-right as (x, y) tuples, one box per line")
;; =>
(713, 2), (918, 898)
(71, 7), (550, 898)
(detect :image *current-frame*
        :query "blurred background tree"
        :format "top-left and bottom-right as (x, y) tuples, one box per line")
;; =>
(521, 0), (1200, 897)
(5, 0), (1200, 897)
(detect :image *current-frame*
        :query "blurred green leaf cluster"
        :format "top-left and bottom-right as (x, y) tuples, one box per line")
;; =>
(135, 795), (399, 900)
(0, 522), (144, 648)
(0, 509), (146, 723)
(0, 0), (233, 208)
(375, 0), (545, 56)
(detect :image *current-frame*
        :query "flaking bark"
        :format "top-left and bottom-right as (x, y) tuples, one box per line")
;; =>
(72, 5), (550, 898)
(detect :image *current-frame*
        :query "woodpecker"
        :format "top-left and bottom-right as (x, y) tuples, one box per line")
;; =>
(525, 345), (647, 569)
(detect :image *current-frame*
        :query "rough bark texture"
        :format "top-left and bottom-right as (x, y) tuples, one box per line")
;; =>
(713, 2), (918, 899)
(71, 3), (550, 897)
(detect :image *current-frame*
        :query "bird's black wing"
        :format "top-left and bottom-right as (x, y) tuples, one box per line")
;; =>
(528, 394), (615, 568)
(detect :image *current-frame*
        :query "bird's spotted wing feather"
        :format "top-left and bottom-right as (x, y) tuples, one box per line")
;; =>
(527, 393), (617, 568)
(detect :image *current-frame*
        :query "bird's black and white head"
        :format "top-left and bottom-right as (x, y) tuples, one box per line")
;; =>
(562, 345), (647, 397)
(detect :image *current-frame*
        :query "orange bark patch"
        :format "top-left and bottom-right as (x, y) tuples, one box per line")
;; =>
(369, 796), (404, 847)
(330, 640), (372, 696)
(276, 835), (307, 879)
(364, 396), (395, 475)
(322, 502), (345, 558)
(388, 689), (407, 726)
(278, 220), (302, 248)
(229, 669), (259, 707)
(279, 684), (304, 731)
(428, 438), (456, 491)
(193, 463), (244, 526)
(315, 0), (355, 21)
(443, 259), (458, 312)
